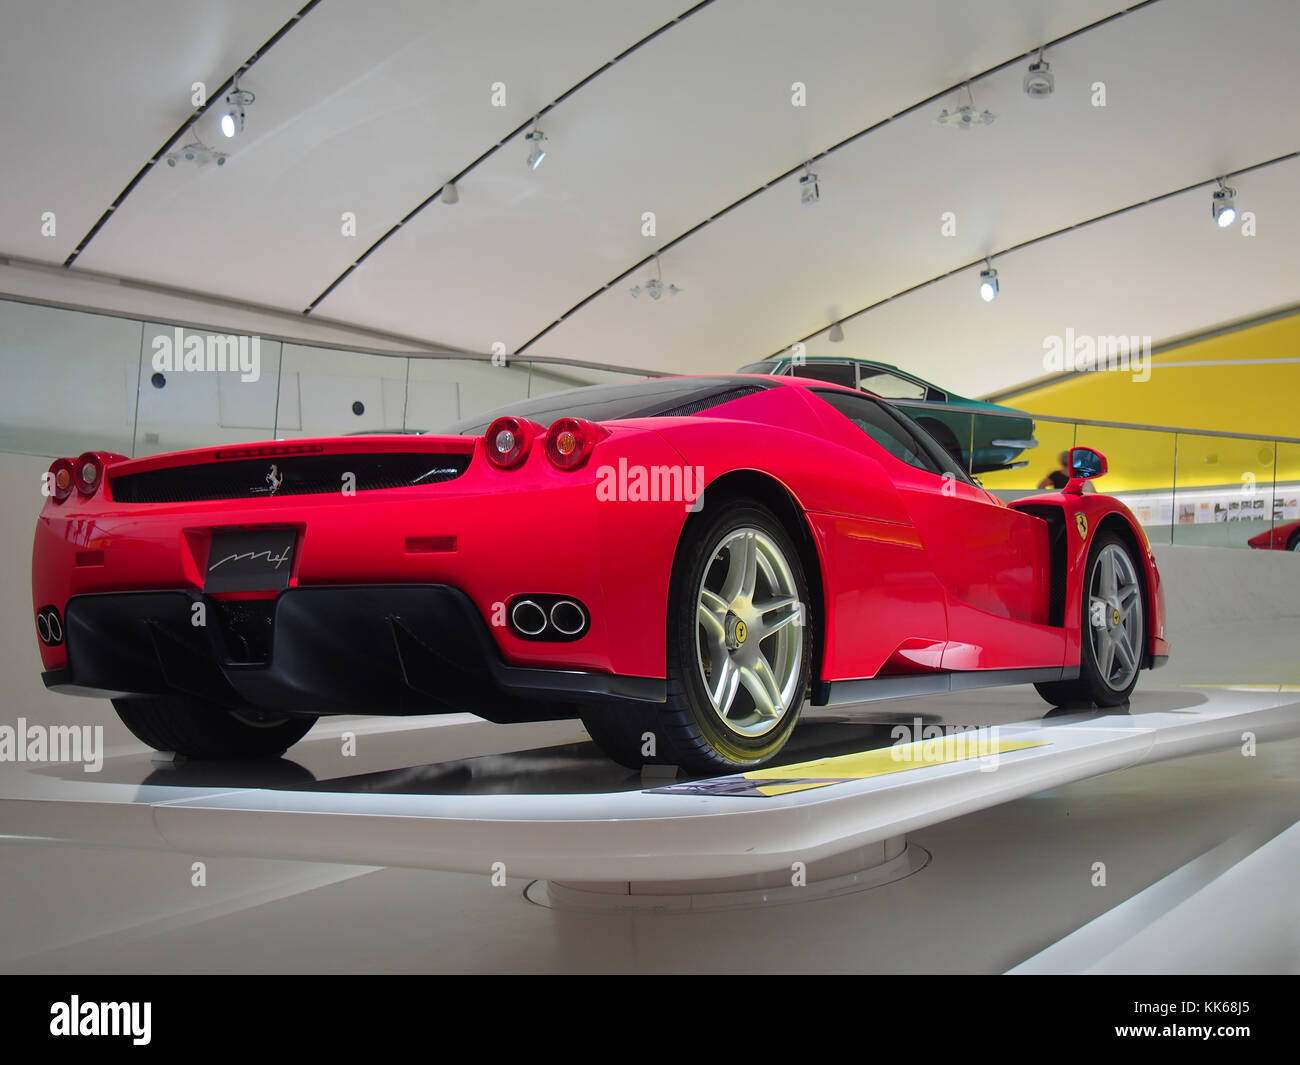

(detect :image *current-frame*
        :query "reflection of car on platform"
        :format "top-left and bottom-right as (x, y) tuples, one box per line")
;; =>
(1248, 519), (1300, 551)
(738, 355), (1037, 473)
(34, 375), (1167, 773)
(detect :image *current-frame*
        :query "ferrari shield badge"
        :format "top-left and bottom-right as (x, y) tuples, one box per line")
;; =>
(1075, 513), (1088, 539)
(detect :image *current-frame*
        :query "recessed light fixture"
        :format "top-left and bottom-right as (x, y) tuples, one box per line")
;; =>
(220, 86), (255, 138)
(799, 163), (820, 206)
(1211, 177), (1237, 228)
(937, 84), (996, 129)
(441, 181), (459, 204)
(525, 119), (547, 169)
(1023, 50), (1054, 98)
(979, 260), (999, 302)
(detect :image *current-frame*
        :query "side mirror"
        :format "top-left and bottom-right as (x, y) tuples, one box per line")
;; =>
(1065, 447), (1107, 494)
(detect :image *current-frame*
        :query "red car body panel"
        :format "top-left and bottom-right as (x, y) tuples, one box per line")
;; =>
(32, 376), (1168, 715)
(33, 428), (691, 681)
(1008, 489), (1170, 668)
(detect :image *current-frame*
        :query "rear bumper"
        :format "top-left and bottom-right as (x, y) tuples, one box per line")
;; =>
(45, 585), (664, 720)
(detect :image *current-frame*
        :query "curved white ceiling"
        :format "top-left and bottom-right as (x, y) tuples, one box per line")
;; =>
(1, 0), (1296, 397)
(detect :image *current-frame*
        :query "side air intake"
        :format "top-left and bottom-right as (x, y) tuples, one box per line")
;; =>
(658, 385), (764, 418)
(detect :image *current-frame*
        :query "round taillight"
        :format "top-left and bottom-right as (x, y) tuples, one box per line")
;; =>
(47, 459), (75, 503)
(544, 418), (606, 470)
(554, 428), (578, 457)
(484, 417), (537, 470)
(75, 452), (104, 496)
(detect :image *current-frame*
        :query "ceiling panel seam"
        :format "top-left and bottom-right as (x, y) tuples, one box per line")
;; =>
(765, 150), (1299, 359)
(301, 0), (720, 315)
(63, 0), (325, 269)
(512, 0), (1167, 354)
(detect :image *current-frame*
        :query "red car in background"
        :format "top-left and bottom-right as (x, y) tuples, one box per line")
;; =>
(33, 375), (1169, 773)
(1248, 519), (1300, 552)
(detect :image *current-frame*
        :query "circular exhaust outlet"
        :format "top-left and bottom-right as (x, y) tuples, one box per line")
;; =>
(549, 599), (587, 637)
(510, 599), (548, 637)
(35, 606), (63, 646)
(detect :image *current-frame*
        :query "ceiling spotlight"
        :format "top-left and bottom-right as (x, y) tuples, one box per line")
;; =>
(828, 321), (844, 342)
(629, 279), (682, 300)
(1023, 50), (1054, 98)
(799, 163), (820, 206)
(441, 181), (459, 204)
(525, 119), (547, 169)
(165, 139), (227, 168)
(937, 84), (995, 129)
(937, 104), (997, 129)
(219, 87), (255, 138)
(629, 254), (681, 300)
(978, 260), (999, 302)
(1211, 178), (1237, 228)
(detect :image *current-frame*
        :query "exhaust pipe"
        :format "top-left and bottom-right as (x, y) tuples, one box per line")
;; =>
(510, 599), (548, 637)
(35, 606), (63, 645)
(549, 599), (587, 637)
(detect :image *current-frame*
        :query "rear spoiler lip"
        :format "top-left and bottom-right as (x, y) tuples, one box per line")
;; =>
(105, 434), (476, 479)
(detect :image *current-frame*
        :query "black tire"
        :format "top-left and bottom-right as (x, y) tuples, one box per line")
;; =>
(1034, 531), (1146, 709)
(1288, 531), (1300, 552)
(578, 701), (669, 771)
(112, 694), (317, 759)
(581, 501), (813, 773)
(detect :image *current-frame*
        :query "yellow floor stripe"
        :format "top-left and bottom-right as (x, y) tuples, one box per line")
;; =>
(744, 736), (1049, 783)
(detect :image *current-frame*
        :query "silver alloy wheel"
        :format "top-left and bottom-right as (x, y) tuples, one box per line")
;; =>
(695, 527), (804, 737)
(1088, 542), (1143, 691)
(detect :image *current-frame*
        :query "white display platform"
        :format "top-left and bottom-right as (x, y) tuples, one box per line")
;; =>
(1, 686), (1295, 902)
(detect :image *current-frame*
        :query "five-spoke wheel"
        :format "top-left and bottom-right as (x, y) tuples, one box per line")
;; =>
(1086, 541), (1144, 692)
(579, 500), (812, 772)
(694, 527), (805, 738)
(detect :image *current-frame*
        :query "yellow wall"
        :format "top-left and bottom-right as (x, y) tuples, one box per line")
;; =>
(980, 310), (1300, 492)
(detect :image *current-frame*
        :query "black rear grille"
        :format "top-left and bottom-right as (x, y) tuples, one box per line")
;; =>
(214, 599), (275, 664)
(111, 452), (470, 504)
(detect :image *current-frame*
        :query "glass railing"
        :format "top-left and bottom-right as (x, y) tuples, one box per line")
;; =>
(4, 298), (1295, 551)
(0, 297), (647, 460)
(894, 399), (1300, 551)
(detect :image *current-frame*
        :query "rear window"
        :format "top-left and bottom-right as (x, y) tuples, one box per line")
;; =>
(443, 376), (772, 435)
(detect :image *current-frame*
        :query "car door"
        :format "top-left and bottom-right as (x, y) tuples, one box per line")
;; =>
(811, 389), (1064, 672)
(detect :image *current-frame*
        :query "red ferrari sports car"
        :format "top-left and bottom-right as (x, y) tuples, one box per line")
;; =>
(33, 375), (1168, 772)
(1247, 519), (1300, 551)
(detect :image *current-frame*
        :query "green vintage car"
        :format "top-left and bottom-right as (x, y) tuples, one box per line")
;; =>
(737, 356), (1037, 474)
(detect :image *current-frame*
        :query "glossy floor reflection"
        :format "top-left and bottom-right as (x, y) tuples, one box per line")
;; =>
(15, 685), (1214, 797)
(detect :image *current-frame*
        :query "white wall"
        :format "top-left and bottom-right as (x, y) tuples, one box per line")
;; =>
(0, 300), (141, 456)
(1154, 542), (1300, 627)
(0, 297), (647, 460)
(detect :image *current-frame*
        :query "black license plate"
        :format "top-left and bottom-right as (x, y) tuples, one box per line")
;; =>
(204, 529), (297, 593)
